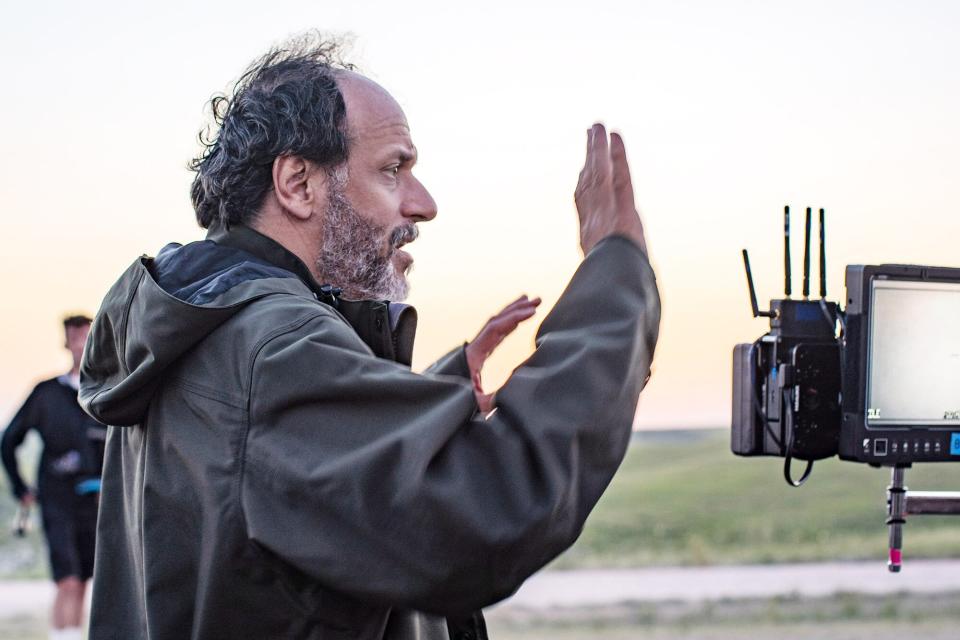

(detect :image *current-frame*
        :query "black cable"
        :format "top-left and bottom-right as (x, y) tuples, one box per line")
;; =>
(750, 340), (784, 451)
(784, 455), (814, 487)
(754, 390), (784, 451)
(782, 388), (814, 486)
(747, 339), (816, 486)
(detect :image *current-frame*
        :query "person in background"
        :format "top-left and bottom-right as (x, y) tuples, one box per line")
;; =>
(1, 315), (106, 640)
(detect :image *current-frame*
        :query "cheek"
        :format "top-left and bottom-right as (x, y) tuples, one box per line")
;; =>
(348, 183), (403, 226)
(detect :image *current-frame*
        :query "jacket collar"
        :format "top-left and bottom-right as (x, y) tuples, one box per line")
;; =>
(205, 223), (418, 367)
(206, 223), (328, 300)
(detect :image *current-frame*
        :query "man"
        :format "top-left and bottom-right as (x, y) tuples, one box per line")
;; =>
(2, 315), (106, 640)
(80, 34), (659, 640)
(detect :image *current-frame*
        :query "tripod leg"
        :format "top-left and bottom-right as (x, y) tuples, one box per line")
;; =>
(886, 466), (907, 572)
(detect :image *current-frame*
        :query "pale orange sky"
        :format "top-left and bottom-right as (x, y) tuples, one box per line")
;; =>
(1, 0), (958, 429)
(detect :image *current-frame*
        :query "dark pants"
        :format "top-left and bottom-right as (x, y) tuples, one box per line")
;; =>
(40, 493), (98, 581)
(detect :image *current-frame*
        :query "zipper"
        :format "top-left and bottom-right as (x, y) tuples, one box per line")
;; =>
(317, 284), (342, 309)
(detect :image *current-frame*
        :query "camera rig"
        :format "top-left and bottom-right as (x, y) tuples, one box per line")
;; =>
(732, 205), (960, 571)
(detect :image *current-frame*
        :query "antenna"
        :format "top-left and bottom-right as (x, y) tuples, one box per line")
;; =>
(784, 206), (792, 298)
(819, 208), (827, 298)
(742, 249), (775, 318)
(802, 207), (812, 299)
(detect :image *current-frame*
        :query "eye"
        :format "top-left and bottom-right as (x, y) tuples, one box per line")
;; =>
(384, 164), (400, 177)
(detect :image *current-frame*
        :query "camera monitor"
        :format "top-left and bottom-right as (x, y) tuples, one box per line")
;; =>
(841, 265), (960, 463)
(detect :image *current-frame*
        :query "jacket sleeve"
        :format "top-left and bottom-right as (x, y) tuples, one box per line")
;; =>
(1, 386), (41, 500)
(422, 344), (471, 379)
(241, 236), (660, 615)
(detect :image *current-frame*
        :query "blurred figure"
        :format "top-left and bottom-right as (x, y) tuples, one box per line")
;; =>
(1, 315), (106, 640)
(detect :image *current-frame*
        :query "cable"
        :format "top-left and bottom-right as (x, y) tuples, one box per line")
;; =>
(747, 340), (816, 486)
(784, 452), (814, 487)
(754, 390), (784, 451)
(782, 387), (814, 486)
(751, 340), (784, 451)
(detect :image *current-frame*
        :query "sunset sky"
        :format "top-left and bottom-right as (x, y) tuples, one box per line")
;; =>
(1, 0), (958, 429)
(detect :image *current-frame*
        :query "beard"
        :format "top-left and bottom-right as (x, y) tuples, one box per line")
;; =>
(316, 181), (417, 302)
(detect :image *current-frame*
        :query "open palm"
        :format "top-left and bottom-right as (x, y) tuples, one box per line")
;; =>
(465, 295), (541, 412)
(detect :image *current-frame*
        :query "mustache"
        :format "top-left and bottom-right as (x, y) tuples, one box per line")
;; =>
(390, 224), (418, 249)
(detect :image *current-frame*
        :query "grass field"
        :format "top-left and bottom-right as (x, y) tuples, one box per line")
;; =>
(3, 429), (960, 578)
(557, 429), (960, 568)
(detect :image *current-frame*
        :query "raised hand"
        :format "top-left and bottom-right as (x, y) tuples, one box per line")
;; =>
(574, 123), (647, 255)
(465, 295), (542, 412)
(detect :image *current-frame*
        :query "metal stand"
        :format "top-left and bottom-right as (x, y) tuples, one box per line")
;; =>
(886, 465), (960, 572)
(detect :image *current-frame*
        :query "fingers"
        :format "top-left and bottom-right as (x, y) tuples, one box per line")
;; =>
(468, 295), (542, 369)
(581, 123), (610, 181)
(482, 302), (540, 346)
(468, 293), (541, 414)
(582, 127), (593, 172)
(610, 132), (635, 208)
(490, 297), (541, 328)
(589, 123), (610, 178)
(576, 123), (645, 254)
(496, 295), (541, 318)
(592, 123), (609, 162)
(499, 294), (533, 315)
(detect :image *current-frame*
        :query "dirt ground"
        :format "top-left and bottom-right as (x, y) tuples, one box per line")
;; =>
(4, 588), (958, 639)
(485, 590), (960, 640)
(484, 619), (960, 640)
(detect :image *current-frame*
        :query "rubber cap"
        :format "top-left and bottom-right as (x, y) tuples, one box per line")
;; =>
(888, 548), (903, 572)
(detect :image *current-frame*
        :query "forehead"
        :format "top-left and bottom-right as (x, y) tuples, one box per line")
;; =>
(336, 72), (413, 155)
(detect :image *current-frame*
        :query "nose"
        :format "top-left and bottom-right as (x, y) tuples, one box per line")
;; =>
(402, 175), (438, 222)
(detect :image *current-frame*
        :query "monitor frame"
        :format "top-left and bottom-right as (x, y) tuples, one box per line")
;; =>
(840, 264), (960, 464)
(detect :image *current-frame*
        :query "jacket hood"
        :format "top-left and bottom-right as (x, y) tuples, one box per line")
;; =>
(79, 240), (312, 426)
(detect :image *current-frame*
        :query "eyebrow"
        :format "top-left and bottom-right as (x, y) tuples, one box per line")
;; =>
(383, 143), (417, 164)
(398, 147), (417, 164)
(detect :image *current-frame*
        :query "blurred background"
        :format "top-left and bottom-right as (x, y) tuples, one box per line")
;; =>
(1, 0), (958, 637)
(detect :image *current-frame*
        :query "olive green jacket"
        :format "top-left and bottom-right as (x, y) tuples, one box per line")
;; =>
(79, 226), (660, 639)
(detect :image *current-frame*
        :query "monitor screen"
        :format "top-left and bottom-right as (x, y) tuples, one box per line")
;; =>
(866, 279), (960, 427)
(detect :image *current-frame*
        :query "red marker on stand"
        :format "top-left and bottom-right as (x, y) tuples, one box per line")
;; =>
(888, 548), (902, 572)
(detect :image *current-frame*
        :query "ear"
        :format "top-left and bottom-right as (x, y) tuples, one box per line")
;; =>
(272, 155), (327, 221)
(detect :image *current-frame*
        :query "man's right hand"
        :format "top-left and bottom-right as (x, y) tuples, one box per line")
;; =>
(574, 123), (648, 256)
(466, 295), (542, 413)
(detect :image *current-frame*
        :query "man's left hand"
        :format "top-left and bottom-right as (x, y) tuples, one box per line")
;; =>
(465, 295), (541, 412)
